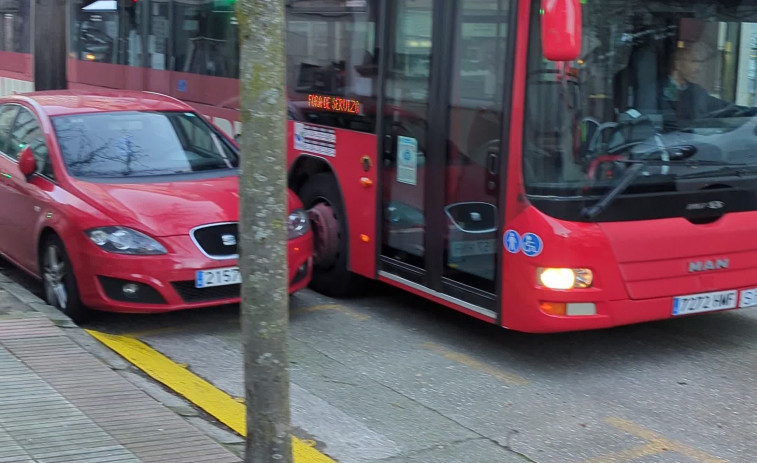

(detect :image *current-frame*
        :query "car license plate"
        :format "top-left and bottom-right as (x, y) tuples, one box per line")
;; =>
(672, 290), (738, 316)
(195, 266), (241, 288)
(450, 239), (496, 258)
(739, 287), (757, 308)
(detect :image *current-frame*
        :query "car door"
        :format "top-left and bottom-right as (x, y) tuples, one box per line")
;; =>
(0, 104), (20, 258)
(2, 106), (56, 272)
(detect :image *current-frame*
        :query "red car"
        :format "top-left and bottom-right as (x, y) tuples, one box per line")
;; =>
(0, 90), (313, 322)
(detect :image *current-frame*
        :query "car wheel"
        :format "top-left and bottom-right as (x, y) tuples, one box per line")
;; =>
(298, 173), (361, 297)
(41, 235), (89, 323)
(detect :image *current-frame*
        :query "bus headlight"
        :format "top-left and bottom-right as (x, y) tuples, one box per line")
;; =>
(537, 268), (593, 290)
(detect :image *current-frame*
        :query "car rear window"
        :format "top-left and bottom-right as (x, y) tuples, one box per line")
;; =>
(51, 111), (238, 178)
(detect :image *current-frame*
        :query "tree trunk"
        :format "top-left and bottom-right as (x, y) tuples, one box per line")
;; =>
(34, 0), (68, 91)
(236, 1), (291, 462)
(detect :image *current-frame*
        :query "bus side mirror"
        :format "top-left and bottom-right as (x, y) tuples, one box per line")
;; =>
(541, 0), (582, 62)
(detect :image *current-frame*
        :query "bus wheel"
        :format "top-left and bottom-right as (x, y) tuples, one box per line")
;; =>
(299, 173), (359, 297)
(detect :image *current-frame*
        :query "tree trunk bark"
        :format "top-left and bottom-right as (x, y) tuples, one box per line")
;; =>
(236, 1), (291, 462)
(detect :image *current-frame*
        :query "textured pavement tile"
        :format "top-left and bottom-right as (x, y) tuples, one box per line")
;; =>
(0, 316), (241, 463)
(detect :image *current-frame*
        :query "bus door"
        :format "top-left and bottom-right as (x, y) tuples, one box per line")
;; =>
(379, 0), (512, 316)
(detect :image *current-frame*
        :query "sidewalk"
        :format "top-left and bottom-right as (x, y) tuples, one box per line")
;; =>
(0, 284), (242, 463)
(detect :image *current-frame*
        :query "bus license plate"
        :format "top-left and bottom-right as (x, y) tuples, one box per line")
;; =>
(738, 288), (757, 308)
(450, 239), (496, 258)
(672, 290), (738, 316)
(195, 266), (241, 288)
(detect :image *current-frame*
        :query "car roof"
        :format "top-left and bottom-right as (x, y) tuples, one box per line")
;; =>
(1, 90), (194, 117)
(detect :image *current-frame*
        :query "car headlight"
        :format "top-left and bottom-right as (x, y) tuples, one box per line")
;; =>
(86, 226), (167, 255)
(288, 209), (310, 239)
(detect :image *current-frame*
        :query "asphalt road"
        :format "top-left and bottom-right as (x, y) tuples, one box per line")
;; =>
(1, 260), (755, 463)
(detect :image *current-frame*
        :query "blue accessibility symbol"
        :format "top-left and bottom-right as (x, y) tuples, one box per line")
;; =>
(504, 230), (521, 254)
(402, 149), (412, 162)
(521, 233), (543, 257)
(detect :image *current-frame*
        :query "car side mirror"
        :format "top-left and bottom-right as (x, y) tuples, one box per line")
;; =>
(18, 146), (37, 180)
(541, 0), (582, 62)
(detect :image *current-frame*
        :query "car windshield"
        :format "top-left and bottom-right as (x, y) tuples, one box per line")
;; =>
(52, 111), (238, 179)
(524, 0), (757, 211)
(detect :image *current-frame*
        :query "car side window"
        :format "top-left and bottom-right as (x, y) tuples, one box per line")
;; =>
(173, 114), (236, 159)
(10, 108), (54, 179)
(0, 105), (19, 155)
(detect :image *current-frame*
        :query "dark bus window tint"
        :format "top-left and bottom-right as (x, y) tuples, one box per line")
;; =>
(286, 0), (379, 133)
(70, 0), (142, 66)
(172, 1), (239, 78)
(0, 0), (31, 53)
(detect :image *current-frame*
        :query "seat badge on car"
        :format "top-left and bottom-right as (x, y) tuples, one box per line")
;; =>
(222, 235), (237, 246)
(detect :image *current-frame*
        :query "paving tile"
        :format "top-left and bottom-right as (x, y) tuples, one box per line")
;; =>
(0, 318), (241, 463)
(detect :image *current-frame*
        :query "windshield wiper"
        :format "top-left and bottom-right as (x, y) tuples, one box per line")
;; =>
(582, 138), (711, 219)
(581, 162), (646, 219)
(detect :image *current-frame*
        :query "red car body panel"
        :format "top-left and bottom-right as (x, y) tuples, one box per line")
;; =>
(0, 90), (312, 314)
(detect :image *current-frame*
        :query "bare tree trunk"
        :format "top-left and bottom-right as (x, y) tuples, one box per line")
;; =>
(236, 1), (291, 462)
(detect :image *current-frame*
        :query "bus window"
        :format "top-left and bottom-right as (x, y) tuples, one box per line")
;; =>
(286, 0), (379, 133)
(172, 0), (239, 78)
(0, 0), (31, 53)
(71, 0), (141, 66)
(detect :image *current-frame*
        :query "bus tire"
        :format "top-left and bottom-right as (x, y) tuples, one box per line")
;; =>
(299, 173), (360, 297)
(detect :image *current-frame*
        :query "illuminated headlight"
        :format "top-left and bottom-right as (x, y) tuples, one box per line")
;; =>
(86, 227), (167, 255)
(537, 268), (593, 290)
(288, 209), (310, 239)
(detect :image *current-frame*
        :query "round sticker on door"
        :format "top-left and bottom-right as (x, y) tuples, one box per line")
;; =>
(503, 230), (521, 254)
(521, 233), (543, 257)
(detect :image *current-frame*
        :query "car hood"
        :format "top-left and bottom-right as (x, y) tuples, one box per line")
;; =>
(70, 175), (241, 237)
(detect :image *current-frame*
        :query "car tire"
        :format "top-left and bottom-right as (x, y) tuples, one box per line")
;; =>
(298, 173), (361, 297)
(41, 234), (89, 323)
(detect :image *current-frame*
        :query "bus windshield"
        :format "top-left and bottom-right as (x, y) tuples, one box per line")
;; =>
(524, 0), (757, 221)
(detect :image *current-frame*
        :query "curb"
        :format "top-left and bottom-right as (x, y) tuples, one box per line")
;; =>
(0, 272), (245, 457)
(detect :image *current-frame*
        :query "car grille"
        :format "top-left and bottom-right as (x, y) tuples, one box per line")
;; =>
(191, 223), (238, 259)
(171, 281), (240, 303)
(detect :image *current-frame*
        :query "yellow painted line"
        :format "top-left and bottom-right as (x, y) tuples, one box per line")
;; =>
(420, 342), (529, 386)
(605, 417), (729, 463)
(87, 330), (337, 463)
(293, 304), (370, 321)
(581, 417), (729, 463)
(577, 443), (664, 463)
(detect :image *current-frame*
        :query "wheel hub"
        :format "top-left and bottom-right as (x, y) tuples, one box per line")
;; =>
(43, 245), (68, 310)
(308, 202), (340, 269)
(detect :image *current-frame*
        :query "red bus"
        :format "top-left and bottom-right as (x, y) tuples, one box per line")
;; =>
(3, 0), (757, 332)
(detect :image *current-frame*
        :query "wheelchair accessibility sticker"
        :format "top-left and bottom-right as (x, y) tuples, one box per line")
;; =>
(503, 230), (543, 257)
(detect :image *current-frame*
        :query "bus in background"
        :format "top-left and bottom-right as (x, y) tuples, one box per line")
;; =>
(4, 0), (757, 333)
